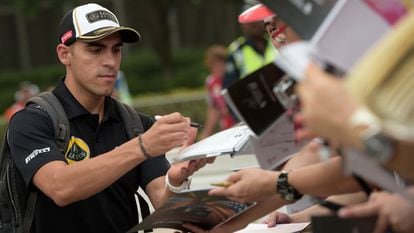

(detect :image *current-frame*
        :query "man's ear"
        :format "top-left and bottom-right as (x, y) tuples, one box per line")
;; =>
(56, 44), (70, 65)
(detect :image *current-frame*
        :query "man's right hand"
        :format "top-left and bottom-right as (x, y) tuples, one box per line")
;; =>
(141, 112), (192, 157)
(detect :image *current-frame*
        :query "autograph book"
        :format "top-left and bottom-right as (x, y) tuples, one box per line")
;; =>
(170, 124), (253, 164)
(171, 63), (302, 169)
(222, 62), (287, 136)
(222, 63), (302, 170)
(128, 189), (255, 232)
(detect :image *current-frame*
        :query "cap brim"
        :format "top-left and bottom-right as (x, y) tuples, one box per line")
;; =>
(238, 4), (275, 23)
(78, 27), (141, 43)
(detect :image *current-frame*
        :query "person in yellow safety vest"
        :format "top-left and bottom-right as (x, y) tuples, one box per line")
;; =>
(222, 2), (278, 122)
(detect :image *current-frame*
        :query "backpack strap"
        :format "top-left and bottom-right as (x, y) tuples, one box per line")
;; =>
(113, 99), (144, 138)
(16, 92), (69, 233)
(21, 191), (37, 233)
(26, 92), (70, 153)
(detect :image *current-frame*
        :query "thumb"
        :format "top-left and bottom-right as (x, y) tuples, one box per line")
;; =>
(183, 127), (198, 147)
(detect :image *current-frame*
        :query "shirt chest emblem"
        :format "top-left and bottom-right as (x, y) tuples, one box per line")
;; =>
(65, 136), (90, 164)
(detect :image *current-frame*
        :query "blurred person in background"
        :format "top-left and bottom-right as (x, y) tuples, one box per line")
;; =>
(4, 81), (39, 122)
(222, 1), (278, 122)
(200, 45), (235, 139)
(111, 70), (133, 105)
(223, 1), (278, 89)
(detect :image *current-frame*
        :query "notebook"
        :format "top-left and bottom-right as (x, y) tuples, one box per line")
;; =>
(170, 124), (253, 164)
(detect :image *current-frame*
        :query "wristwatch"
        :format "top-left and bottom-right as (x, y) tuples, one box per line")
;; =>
(276, 171), (303, 202)
(165, 175), (191, 193)
(361, 130), (395, 164)
(348, 107), (396, 164)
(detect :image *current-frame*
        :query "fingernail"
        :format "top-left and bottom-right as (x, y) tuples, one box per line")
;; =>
(338, 209), (347, 217)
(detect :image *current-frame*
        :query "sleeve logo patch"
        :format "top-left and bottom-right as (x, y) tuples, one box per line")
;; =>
(25, 147), (50, 164)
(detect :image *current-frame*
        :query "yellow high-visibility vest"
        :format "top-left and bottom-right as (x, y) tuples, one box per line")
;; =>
(229, 36), (278, 78)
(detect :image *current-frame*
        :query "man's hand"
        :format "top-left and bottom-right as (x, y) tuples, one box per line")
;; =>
(295, 63), (358, 143)
(167, 158), (215, 186)
(209, 168), (278, 203)
(141, 112), (192, 157)
(339, 191), (414, 233)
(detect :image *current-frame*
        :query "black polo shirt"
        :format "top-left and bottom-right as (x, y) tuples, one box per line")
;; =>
(8, 78), (170, 233)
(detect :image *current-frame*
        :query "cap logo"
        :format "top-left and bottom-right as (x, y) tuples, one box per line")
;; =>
(61, 30), (73, 44)
(86, 10), (118, 24)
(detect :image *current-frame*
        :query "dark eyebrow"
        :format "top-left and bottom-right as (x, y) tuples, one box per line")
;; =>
(87, 42), (105, 47)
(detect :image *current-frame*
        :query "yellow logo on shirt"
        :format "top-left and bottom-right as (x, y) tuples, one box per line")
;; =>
(65, 136), (90, 165)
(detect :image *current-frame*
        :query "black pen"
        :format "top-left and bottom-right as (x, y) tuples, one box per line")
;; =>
(313, 197), (344, 213)
(155, 115), (202, 128)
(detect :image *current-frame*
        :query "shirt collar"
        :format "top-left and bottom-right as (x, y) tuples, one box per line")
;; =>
(52, 77), (121, 122)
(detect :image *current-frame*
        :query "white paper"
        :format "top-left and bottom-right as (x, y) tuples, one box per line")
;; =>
(310, 0), (390, 72)
(276, 42), (312, 81)
(235, 222), (310, 233)
(170, 125), (253, 163)
(251, 113), (302, 170)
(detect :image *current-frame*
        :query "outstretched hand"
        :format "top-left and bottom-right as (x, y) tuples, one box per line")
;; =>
(168, 157), (215, 186)
(209, 168), (278, 203)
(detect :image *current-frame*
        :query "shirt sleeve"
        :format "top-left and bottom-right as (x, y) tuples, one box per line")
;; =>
(8, 105), (67, 186)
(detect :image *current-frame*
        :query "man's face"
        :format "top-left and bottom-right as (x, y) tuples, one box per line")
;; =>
(65, 33), (123, 98)
(242, 21), (266, 39)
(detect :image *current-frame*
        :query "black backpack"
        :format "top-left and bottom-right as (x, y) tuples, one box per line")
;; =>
(0, 92), (151, 233)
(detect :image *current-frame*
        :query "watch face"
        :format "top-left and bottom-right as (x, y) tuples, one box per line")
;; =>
(364, 132), (395, 163)
(277, 172), (302, 201)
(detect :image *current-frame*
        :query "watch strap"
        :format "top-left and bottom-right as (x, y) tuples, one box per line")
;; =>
(276, 171), (303, 201)
(348, 107), (395, 164)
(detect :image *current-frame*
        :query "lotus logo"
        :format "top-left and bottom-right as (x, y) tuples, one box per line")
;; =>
(65, 136), (90, 164)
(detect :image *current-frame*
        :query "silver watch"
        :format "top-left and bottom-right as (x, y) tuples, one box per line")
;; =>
(362, 131), (395, 164)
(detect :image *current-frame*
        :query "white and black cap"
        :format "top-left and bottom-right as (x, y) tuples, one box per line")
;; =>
(58, 3), (140, 45)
